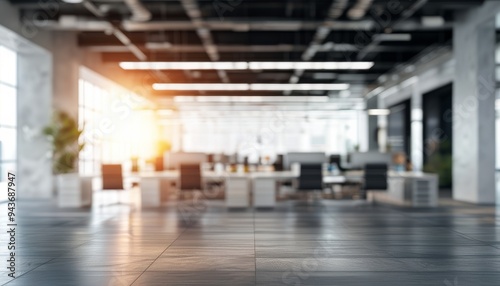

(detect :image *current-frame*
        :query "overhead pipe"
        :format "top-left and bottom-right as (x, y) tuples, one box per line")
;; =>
(347, 0), (373, 20)
(124, 0), (152, 22)
(356, 0), (428, 60)
(284, 0), (350, 95)
(180, 0), (229, 83)
(328, 0), (349, 19)
(82, 0), (146, 61)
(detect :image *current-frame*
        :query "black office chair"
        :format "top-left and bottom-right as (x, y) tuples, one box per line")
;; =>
(295, 164), (323, 200)
(273, 154), (284, 171)
(362, 163), (388, 199)
(329, 154), (346, 172)
(179, 164), (203, 200)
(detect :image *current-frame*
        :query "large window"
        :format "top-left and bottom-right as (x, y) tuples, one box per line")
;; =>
(78, 68), (155, 175)
(0, 46), (17, 201)
(179, 110), (362, 159)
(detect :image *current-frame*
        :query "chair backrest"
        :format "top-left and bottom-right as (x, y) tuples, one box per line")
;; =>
(298, 164), (323, 191)
(180, 164), (202, 191)
(364, 163), (388, 190)
(329, 154), (345, 172)
(102, 164), (124, 190)
(273, 154), (284, 171)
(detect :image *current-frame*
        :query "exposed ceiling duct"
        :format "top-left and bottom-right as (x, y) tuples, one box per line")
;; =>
(180, 0), (229, 83)
(347, 0), (374, 20)
(328, 0), (349, 19)
(357, 0), (428, 60)
(284, 0), (351, 95)
(82, 0), (146, 61)
(29, 17), (451, 32)
(124, 0), (152, 22)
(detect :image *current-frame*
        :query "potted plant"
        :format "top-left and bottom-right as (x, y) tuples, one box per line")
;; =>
(43, 111), (87, 207)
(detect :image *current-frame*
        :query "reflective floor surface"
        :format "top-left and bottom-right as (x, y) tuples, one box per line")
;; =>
(1, 198), (499, 285)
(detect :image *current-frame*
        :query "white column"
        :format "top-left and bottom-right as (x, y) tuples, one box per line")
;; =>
(410, 79), (423, 172)
(453, 2), (498, 204)
(377, 95), (388, 153)
(357, 110), (368, 152)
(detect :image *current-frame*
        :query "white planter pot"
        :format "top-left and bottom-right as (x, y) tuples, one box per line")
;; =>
(57, 173), (92, 208)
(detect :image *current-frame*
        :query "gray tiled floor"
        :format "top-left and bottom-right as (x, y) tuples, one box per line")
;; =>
(1, 199), (500, 285)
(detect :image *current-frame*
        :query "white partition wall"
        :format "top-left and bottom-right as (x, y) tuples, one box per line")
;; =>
(285, 152), (326, 170)
(349, 152), (392, 169)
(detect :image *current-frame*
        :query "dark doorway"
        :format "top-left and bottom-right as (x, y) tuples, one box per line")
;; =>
(423, 84), (453, 194)
(388, 99), (411, 156)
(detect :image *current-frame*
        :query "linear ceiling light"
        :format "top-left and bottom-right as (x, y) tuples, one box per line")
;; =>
(120, 61), (374, 70)
(250, 84), (349, 91)
(153, 84), (249, 91)
(173, 96), (330, 103)
(373, 33), (411, 42)
(367, 109), (390, 116)
(152, 83), (350, 91)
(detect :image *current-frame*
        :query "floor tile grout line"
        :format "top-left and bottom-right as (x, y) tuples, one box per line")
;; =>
(384, 204), (500, 248)
(2, 235), (95, 285)
(129, 227), (188, 286)
(2, 257), (57, 286)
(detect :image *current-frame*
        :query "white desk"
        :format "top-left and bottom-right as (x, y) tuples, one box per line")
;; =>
(225, 176), (250, 208)
(131, 170), (436, 208)
(132, 170), (358, 208)
(369, 172), (438, 207)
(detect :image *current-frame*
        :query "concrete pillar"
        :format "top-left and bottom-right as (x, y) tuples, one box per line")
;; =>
(453, 2), (499, 204)
(52, 32), (80, 118)
(410, 78), (423, 172)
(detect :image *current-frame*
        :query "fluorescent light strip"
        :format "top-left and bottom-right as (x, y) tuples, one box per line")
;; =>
(250, 84), (349, 91)
(367, 109), (390, 116)
(153, 83), (350, 91)
(120, 61), (374, 70)
(153, 84), (249, 91)
(173, 96), (331, 103)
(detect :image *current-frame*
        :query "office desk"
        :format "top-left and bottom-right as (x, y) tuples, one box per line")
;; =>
(133, 170), (358, 207)
(369, 172), (439, 207)
(133, 170), (436, 208)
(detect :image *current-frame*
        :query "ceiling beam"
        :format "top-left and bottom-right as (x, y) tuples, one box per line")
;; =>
(24, 15), (453, 32)
(84, 43), (428, 53)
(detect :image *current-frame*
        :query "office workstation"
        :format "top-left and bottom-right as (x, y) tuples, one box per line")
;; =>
(1, 0), (500, 285)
